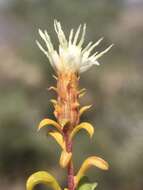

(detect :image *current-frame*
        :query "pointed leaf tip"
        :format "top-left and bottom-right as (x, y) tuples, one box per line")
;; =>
(48, 130), (65, 150)
(60, 119), (70, 128)
(70, 122), (94, 140)
(38, 118), (62, 133)
(59, 150), (72, 168)
(48, 86), (58, 92)
(75, 156), (109, 184)
(79, 105), (92, 117)
(50, 99), (57, 105)
(26, 171), (62, 190)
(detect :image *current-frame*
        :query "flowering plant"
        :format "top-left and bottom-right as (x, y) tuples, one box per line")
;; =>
(26, 20), (113, 190)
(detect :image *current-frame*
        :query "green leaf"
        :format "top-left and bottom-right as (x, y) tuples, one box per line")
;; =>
(77, 176), (98, 190)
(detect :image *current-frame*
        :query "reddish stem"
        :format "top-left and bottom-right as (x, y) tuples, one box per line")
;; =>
(67, 159), (74, 190)
(64, 132), (75, 190)
(55, 72), (79, 190)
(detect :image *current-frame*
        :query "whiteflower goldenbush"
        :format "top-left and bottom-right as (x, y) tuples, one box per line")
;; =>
(26, 20), (113, 190)
(36, 20), (113, 73)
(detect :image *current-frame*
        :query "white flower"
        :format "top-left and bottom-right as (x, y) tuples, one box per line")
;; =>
(36, 20), (113, 73)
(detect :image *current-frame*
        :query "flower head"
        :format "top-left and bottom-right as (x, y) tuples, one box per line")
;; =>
(36, 20), (113, 73)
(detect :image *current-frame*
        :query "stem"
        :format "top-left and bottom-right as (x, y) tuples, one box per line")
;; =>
(64, 131), (74, 190)
(67, 158), (74, 190)
(66, 137), (74, 190)
(55, 72), (80, 190)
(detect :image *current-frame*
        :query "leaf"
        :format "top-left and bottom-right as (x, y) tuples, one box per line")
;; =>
(79, 105), (92, 117)
(79, 91), (86, 98)
(60, 119), (70, 128)
(53, 75), (57, 80)
(48, 130), (65, 150)
(69, 122), (94, 140)
(50, 99), (57, 105)
(78, 88), (86, 98)
(26, 171), (62, 190)
(59, 150), (72, 168)
(38, 118), (62, 133)
(76, 176), (98, 190)
(48, 86), (58, 93)
(75, 156), (109, 184)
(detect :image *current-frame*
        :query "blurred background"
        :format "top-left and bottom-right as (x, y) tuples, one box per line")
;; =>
(0, 0), (143, 190)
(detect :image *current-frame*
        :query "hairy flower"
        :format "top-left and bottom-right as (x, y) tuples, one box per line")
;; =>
(36, 20), (113, 73)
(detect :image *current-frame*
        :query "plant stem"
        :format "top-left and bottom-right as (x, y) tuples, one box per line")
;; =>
(55, 72), (80, 190)
(67, 158), (74, 190)
(64, 131), (74, 190)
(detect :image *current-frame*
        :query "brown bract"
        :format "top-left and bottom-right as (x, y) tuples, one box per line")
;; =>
(55, 72), (80, 131)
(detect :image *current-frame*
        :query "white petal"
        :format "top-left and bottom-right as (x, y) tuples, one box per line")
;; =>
(69, 29), (74, 46)
(36, 40), (49, 57)
(36, 40), (55, 69)
(95, 44), (114, 60)
(44, 30), (54, 52)
(85, 38), (104, 57)
(82, 41), (93, 54)
(54, 20), (67, 48)
(80, 64), (93, 73)
(93, 60), (100, 65)
(80, 60), (100, 73)
(89, 52), (98, 60)
(38, 29), (46, 40)
(78, 24), (86, 47)
(94, 37), (104, 47)
(51, 51), (61, 70)
(38, 29), (54, 53)
(73, 25), (81, 45)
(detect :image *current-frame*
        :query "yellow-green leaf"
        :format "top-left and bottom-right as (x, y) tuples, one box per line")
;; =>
(48, 86), (58, 93)
(75, 156), (109, 184)
(26, 171), (62, 190)
(69, 122), (94, 140)
(59, 119), (70, 128)
(78, 88), (86, 95)
(79, 105), (92, 117)
(38, 118), (62, 133)
(48, 130), (65, 150)
(79, 91), (86, 98)
(59, 150), (72, 168)
(50, 99), (57, 105)
(53, 75), (57, 80)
